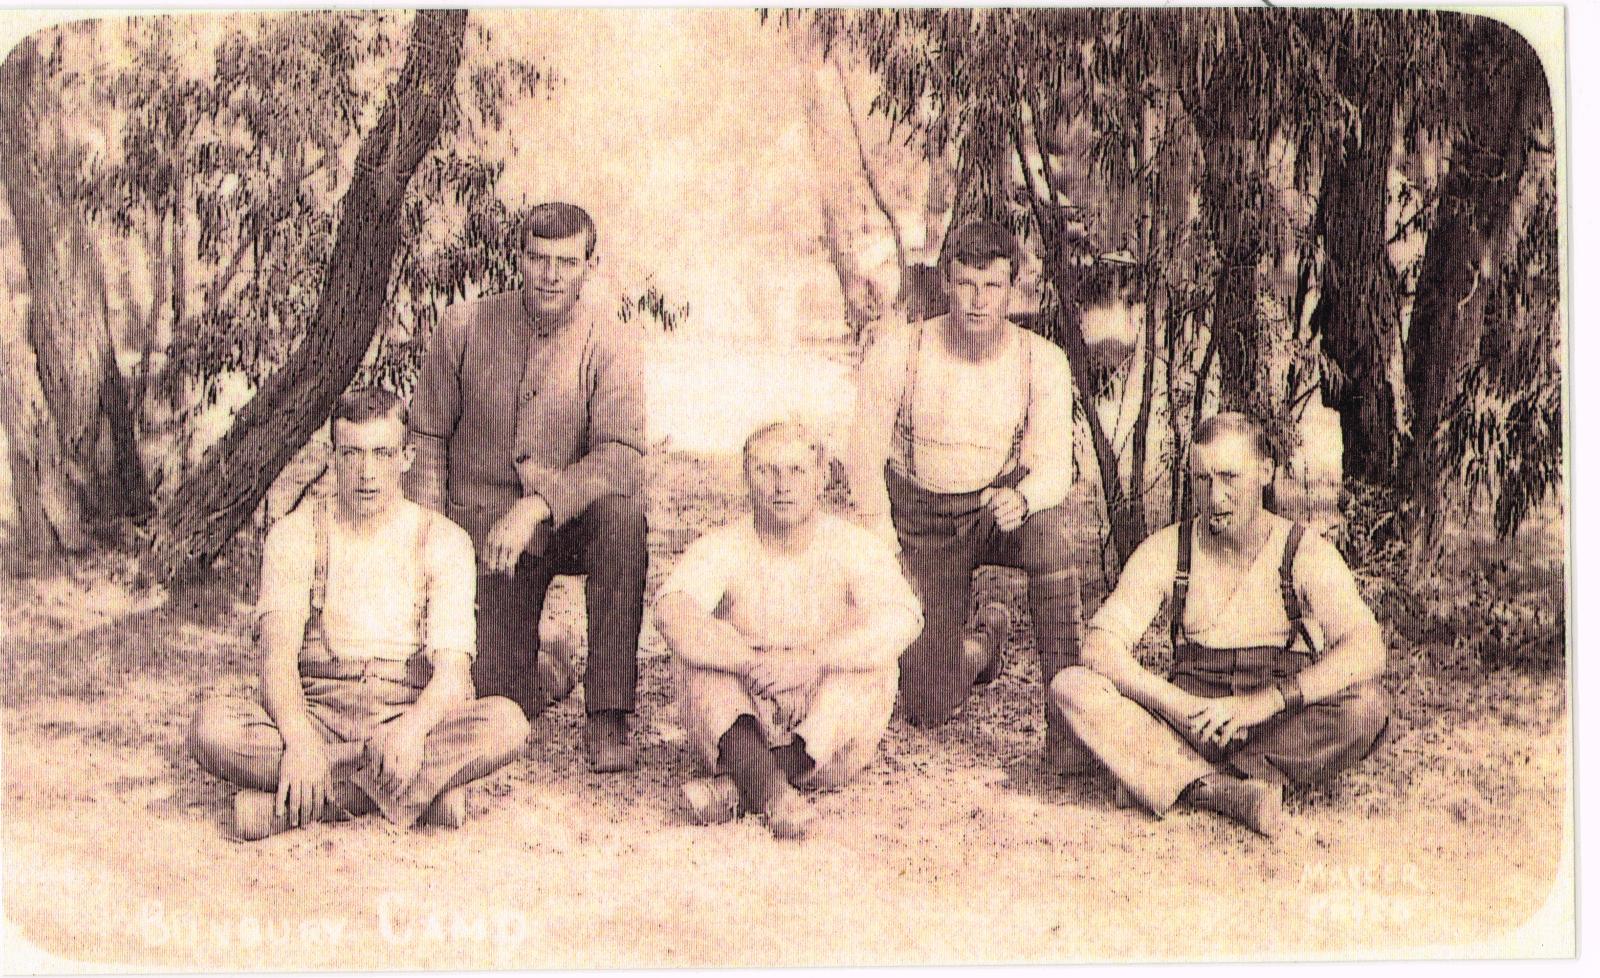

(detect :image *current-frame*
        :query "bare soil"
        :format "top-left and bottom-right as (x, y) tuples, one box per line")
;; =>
(0, 454), (1570, 969)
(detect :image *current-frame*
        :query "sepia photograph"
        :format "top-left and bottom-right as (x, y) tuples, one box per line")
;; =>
(0, 3), (1573, 970)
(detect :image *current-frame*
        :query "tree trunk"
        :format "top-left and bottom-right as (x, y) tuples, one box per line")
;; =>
(143, 9), (469, 583)
(1312, 88), (1402, 485)
(0, 269), (90, 556)
(797, 39), (880, 343)
(1402, 17), (1550, 541)
(0, 34), (154, 537)
(1196, 132), (1268, 417)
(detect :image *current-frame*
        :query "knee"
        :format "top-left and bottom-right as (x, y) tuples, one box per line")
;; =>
(187, 696), (235, 771)
(1050, 665), (1111, 716)
(585, 493), (646, 541)
(477, 696), (532, 758)
(1336, 680), (1392, 742)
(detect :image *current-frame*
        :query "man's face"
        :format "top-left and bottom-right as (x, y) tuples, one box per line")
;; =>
(945, 256), (1015, 337)
(518, 231), (593, 321)
(1189, 431), (1274, 539)
(332, 414), (413, 519)
(745, 436), (826, 530)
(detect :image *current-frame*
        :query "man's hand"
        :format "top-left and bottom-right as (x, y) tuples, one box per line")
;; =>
(365, 718), (428, 798)
(1186, 690), (1283, 748)
(483, 495), (551, 576)
(746, 650), (824, 699)
(276, 737), (333, 827)
(980, 487), (1028, 533)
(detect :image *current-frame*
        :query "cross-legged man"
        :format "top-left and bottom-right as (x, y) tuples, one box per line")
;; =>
(844, 219), (1089, 772)
(1052, 412), (1391, 836)
(655, 422), (923, 839)
(189, 389), (530, 840)
(407, 202), (648, 771)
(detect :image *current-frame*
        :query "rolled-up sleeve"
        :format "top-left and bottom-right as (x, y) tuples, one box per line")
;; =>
(843, 321), (908, 549)
(1087, 526), (1176, 654)
(1016, 335), (1076, 516)
(423, 516), (478, 660)
(406, 306), (468, 513)
(518, 321), (646, 529)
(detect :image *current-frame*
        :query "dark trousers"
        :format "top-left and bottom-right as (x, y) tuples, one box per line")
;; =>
(887, 467), (1083, 726)
(474, 493), (648, 719)
(1054, 659), (1392, 814)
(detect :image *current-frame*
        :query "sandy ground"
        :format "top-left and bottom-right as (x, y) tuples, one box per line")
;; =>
(0, 453), (1571, 969)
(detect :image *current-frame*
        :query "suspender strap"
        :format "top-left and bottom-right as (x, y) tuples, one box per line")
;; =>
(1009, 332), (1032, 464)
(1170, 519), (1193, 648)
(311, 499), (330, 615)
(414, 510), (432, 650)
(1279, 522), (1315, 654)
(895, 323), (925, 480)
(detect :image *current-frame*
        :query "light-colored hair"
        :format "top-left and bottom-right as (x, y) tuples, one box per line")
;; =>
(1191, 411), (1278, 511)
(1192, 411), (1273, 462)
(741, 420), (827, 470)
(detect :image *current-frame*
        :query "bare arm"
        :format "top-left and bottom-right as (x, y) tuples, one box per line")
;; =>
(1293, 535), (1387, 704)
(812, 604), (922, 673)
(1080, 627), (1203, 727)
(258, 610), (332, 825)
(843, 323), (907, 548)
(259, 612), (320, 749)
(654, 592), (761, 676)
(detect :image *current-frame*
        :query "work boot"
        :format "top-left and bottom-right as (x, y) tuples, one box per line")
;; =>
(420, 786), (469, 829)
(537, 635), (578, 706)
(583, 709), (637, 773)
(681, 775), (740, 825)
(1183, 773), (1284, 837)
(968, 602), (1013, 686)
(763, 784), (813, 840)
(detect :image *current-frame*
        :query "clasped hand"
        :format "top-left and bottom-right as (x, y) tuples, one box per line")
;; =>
(745, 649), (822, 698)
(1183, 690), (1281, 748)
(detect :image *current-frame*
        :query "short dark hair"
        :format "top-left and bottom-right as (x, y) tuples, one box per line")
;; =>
(943, 220), (1023, 282)
(330, 387), (407, 446)
(521, 202), (597, 258)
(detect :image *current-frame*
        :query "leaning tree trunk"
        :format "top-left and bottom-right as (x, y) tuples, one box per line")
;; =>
(143, 9), (468, 583)
(0, 33), (153, 539)
(1402, 16), (1550, 546)
(1312, 86), (1403, 486)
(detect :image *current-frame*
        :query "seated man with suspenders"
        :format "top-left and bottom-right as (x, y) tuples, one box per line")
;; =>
(189, 388), (531, 840)
(1052, 412), (1391, 836)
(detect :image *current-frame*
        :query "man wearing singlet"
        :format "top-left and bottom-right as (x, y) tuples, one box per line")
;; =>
(844, 220), (1089, 772)
(189, 389), (530, 840)
(656, 422), (923, 839)
(1052, 413), (1391, 836)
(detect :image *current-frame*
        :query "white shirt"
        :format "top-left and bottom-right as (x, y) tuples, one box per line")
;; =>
(846, 316), (1076, 546)
(659, 513), (921, 656)
(256, 498), (477, 661)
